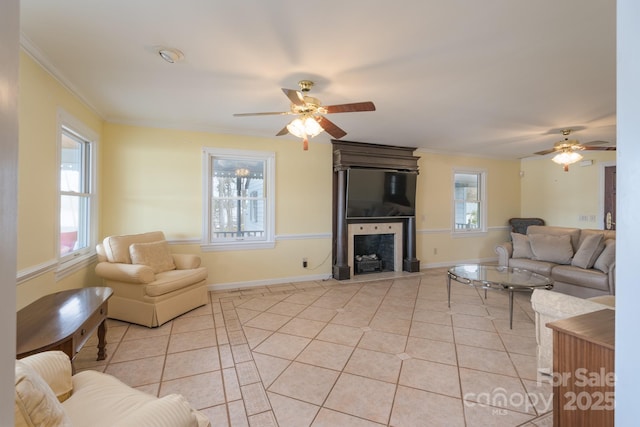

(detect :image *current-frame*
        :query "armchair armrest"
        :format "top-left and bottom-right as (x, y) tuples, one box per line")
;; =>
(172, 254), (201, 270)
(495, 242), (513, 266)
(95, 262), (155, 284)
(18, 351), (73, 402)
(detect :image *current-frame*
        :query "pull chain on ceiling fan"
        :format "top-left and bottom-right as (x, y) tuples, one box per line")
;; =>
(233, 80), (376, 150)
(534, 129), (616, 171)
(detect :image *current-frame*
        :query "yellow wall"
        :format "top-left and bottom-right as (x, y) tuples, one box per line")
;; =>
(520, 151), (616, 228)
(415, 152), (521, 266)
(17, 51), (103, 309)
(101, 123), (333, 286)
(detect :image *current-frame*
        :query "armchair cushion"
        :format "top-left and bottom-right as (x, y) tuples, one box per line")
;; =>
(18, 350), (73, 402)
(130, 240), (176, 273)
(103, 231), (166, 264)
(113, 394), (203, 427)
(14, 359), (71, 427)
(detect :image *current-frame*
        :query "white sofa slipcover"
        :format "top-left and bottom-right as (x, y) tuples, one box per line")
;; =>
(530, 289), (615, 374)
(15, 351), (210, 427)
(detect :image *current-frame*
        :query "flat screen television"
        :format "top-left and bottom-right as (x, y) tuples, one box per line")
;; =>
(346, 168), (417, 218)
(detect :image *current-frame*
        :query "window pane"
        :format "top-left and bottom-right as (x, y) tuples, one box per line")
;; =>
(60, 194), (89, 254)
(210, 157), (266, 241)
(60, 133), (84, 192)
(454, 172), (482, 231)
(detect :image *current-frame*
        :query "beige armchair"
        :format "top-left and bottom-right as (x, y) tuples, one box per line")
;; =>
(95, 231), (208, 327)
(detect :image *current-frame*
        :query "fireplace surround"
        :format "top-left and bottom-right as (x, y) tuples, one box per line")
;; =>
(332, 140), (420, 280)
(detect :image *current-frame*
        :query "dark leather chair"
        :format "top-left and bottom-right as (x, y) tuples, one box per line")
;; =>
(508, 217), (545, 235)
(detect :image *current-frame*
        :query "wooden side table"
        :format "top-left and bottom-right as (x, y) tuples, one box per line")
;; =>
(547, 309), (615, 427)
(17, 287), (113, 362)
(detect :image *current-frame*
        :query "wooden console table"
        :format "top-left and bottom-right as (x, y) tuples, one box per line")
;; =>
(17, 287), (113, 362)
(547, 309), (615, 427)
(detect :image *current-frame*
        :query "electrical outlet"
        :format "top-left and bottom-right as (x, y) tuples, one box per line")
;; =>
(302, 258), (308, 268)
(433, 248), (438, 255)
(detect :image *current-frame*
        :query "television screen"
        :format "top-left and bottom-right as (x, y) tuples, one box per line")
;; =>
(346, 169), (417, 218)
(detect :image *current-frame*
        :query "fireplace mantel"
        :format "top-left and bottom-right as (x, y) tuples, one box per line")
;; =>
(332, 140), (420, 280)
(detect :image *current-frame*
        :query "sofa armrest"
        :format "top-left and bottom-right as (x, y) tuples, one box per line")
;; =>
(18, 351), (73, 402)
(113, 394), (209, 427)
(495, 242), (513, 266)
(95, 262), (155, 284)
(172, 254), (201, 270)
(608, 262), (616, 294)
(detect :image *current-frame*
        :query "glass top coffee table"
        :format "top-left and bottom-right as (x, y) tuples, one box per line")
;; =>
(447, 264), (553, 328)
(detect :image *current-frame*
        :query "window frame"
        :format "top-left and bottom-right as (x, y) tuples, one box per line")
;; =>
(452, 168), (487, 236)
(201, 147), (276, 251)
(56, 109), (98, 276)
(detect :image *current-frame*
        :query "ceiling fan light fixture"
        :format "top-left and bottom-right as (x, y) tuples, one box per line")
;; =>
(551, 150), (583, 167)
(286, 116), (323, 139)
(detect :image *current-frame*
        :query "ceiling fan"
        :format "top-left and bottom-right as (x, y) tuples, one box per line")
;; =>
(534, 129), (616, 171)
(233, 80), (376, 150)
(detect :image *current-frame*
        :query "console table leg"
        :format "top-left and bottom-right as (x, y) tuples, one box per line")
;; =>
(447, 274), (451, 308)
(97, 319), (107, 361)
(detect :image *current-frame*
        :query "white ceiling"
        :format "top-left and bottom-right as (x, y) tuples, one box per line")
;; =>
(19, 0), (616, 159)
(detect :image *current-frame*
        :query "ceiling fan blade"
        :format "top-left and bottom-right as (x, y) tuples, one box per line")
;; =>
(276, 126), (289, 136)
(316, 116), (347, 139)
(534, 148), (558, 155)
(580, 140), (612, 146)
(324, 101), (376, 114)
(582, 146), (616, 151)
(233, 111), (291, 117)
(282, 88), (306, 106)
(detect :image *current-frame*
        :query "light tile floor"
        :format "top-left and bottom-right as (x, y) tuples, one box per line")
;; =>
(74, 267), (553, 427)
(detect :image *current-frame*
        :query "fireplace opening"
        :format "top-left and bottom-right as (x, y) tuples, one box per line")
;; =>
(354, 233), (395, 275)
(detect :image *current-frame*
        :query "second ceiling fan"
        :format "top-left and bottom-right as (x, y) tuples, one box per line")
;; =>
(233, 80), (376, 150)
(535, 129), (616, 171)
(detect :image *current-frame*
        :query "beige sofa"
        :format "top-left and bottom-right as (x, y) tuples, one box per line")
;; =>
(495, 225), (615, 298)
(95, 231), (208, 327)
(15, 351), (210, 427)
(531, 289), (615, 374)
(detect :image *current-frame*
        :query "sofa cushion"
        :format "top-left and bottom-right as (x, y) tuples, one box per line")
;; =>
(594, 239), (616, 274)
(527, 225), (581, 251)
(15, 359), (71, 427)
(529, 233), (574, 264)
(571, 233), (605, 269)
(103, 231), (166, 264)
(508, 258), (555, 277)
(511, 232), (534, 259)
(18, 351), (73, 402)
(130, 240), (176, 274)
(552, 265), (610, 292)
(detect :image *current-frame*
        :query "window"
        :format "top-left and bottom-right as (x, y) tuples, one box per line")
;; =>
(453, 169), (487, 234)
(58, 110), (97, 270)
(202, 148), (275, 250)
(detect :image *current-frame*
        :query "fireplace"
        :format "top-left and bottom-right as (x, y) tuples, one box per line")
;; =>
(348, 222), (403, 276)
(332, 140), (420, 280)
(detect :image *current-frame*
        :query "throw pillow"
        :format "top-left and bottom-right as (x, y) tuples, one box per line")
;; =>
(19, 351), (73, 403)
(594, 239), (616, 274)
(571, 233), (606, 269)
(129, 240), (176, 274)
(511, 232), (534, 259)
(529, 233), (574, 264)
(14, 359), (72, 427)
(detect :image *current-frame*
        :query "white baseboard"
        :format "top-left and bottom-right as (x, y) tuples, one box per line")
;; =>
(208, 273), (333, 292)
